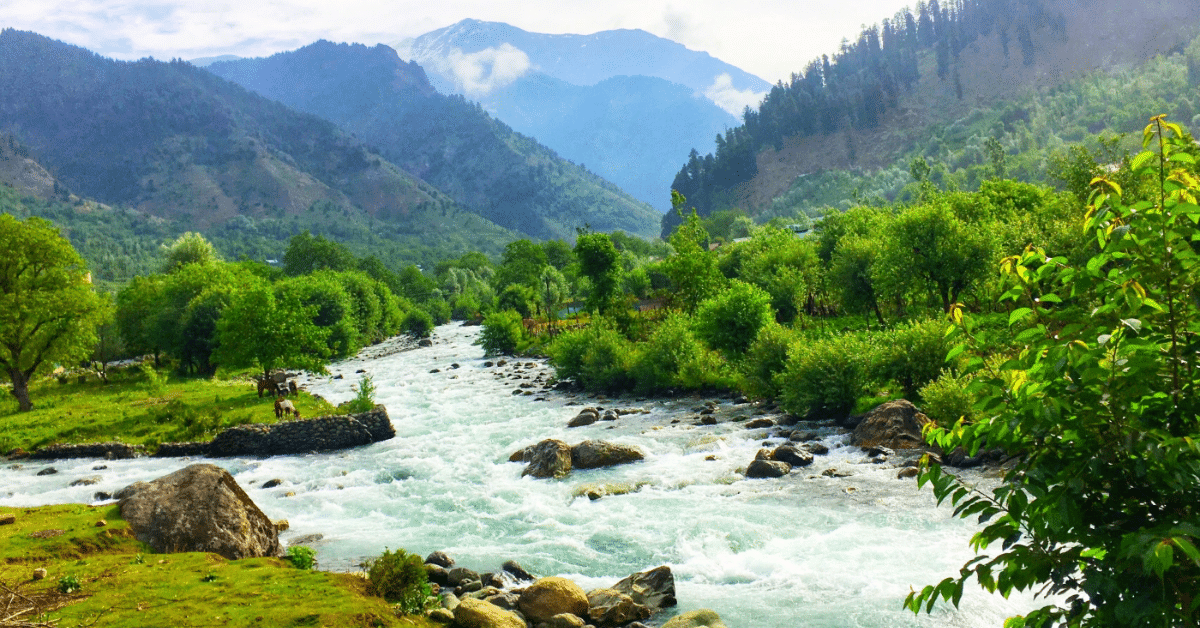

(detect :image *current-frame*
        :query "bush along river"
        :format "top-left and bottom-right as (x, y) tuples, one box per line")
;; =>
(0, 324), (1042, 627)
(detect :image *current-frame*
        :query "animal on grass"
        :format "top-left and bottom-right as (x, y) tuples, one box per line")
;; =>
(274, 396), (300, 419)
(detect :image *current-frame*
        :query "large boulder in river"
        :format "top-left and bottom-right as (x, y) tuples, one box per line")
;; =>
(571, 440), (645, 469)
(453, 597), (526, 628)
(611, 565), (677, 611)
(587, 588), (651, 626)
(849, 399), (930, 450)
(746, 458), (791, 478)
(522, 440), (573, 479)
(771, 444), (813, 467)
(115, 463), (281, 560)
(518, 576), (590, 624)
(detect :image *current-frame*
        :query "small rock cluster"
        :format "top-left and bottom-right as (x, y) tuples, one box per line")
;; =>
(510, 439), (645, 479)
(423, 551), (680, 628)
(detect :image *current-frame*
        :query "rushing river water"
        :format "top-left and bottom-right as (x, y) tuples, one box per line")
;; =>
(0, 324), (1038, 627)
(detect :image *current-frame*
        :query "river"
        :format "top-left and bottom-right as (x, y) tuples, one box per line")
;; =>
(0, 323), (1039, 627)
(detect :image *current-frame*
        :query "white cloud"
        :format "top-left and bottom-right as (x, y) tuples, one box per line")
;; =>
(704, 73), (766, 117)
(424, 43), (532, 96)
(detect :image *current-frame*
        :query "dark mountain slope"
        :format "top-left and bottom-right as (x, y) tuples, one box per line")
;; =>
(207, 41), (660, 240)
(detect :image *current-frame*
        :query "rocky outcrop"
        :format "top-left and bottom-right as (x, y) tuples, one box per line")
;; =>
(31, 442), (145, 460)
(518, 576), (589, 624)
(571, 441), (645, 469)
(453, 597), (526, 628)
(116, 463), (281, 560)
(662, 609), (728, 628)
(849, 400), (930, 450)
(522, 440), (574, 479)
(587, 588), (651, 626)
(746, 459), (791, 478)
(611, 565), (676, 611)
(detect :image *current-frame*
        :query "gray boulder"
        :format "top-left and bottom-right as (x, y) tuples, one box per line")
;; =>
(587, 588), (651, 626)
(849, 399), (930, 450)
(571, 440), (645, 470)
(771, 445), (813, 467)
(746, 459), (792, 478)
(116, 463), (281, 560)
(611, 565), (677, 611)
(522, 440), (573, 479)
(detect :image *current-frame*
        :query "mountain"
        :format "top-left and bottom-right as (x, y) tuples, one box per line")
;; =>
(0, 29), (519, 268)
(397, 19), (769, 212)
(399, 19), (770, 110)
(665, 0), (1200, 235)
(206, 41), (661, 240)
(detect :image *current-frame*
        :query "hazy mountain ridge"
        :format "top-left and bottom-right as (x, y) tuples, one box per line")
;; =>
(397, 19), (765, 211)
(206, 40), (661, 240)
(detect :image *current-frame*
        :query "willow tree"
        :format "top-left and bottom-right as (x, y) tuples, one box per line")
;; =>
(0, 215), (110, 411)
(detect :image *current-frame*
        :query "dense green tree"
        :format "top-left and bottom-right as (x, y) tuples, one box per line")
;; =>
(492, 239), (548, 292)
(574, 232), (623, 315)
(0, 215), (110, 411)
(162, 231), (222, 273)
(212, 282), (330, 380)
(115, 274), (169, 363)
(879, 202), (993, 312)
(283, 231), (356, 276)
(693, 281), (775, 359)
(662, 194), (726, 312)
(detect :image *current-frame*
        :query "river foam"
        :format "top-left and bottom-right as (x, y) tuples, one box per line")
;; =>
(0, 323), (1041, 627)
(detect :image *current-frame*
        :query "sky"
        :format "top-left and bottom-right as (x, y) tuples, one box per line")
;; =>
(5, 0), (913, 85)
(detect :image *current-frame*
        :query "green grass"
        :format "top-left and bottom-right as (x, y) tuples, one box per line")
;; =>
(0, 365), (339, 454)
(0, 504), (437, 628)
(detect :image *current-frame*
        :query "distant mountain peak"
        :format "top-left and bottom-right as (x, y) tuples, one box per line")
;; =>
(398, 18), (770, 115)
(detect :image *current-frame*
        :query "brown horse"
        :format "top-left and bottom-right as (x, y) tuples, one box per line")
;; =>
(274, 397), (300, 419)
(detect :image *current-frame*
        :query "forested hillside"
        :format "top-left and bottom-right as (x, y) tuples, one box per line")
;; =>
(206, 41), (661, 240)
(666, 0), (1200, 235)
(0, 29), (519, 274)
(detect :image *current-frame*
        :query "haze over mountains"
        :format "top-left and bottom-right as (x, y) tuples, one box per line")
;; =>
(398, 19), (771, 210)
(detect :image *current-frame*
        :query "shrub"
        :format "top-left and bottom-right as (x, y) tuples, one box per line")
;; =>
(875, 318), (950, 399)
(916, 369), (975, 425)
(631, 312), (703, 392)
(480, 309), (525, 356)
(693, 280), (775, 359)
(549, 317), (634, 393)
(58, 575), (81, 594)
(365, 548), (431, 615)
(287, 545), (317, 570)
(401, 308), (434, 339)
(423, 299), (452, 325)
(778, 333), (873, 420)
(739, 322), (795, 400)
(343, 374), (376, 414)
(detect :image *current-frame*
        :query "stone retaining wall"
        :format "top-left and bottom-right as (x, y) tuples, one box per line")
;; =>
(29, 442), (146, 460)
(29, 408), (394, 461)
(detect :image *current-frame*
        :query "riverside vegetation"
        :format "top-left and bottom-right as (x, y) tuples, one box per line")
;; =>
(3, 115), (1200, 625)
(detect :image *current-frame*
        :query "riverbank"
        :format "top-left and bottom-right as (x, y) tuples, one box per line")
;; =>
(0, 324), (1035, 627)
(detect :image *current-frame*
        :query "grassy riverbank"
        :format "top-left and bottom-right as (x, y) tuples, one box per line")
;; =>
(0, 503), (436, 628)
(0, 365), (338, 455)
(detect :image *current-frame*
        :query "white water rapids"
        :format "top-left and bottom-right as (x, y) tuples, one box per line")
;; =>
(0, 324), (1042, 627)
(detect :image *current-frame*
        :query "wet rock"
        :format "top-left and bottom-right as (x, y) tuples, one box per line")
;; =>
(897, 467), (920, 479)
(801, 442), (830, 455)
(69, 475), (101, 486)
(611, 565), (676, 611)
(448, 567), (480, 588)
(568, 409), (599, 428)
(601, 409), (619, 421)
(36, 467), (57, 476)
(116, 463), (281, 560)
(92, 491), (112, 501)
(522, 440), (573, 479)
(485, 591), (520, 610)
(771, 445), (814, 468)
(699, 416), (717, 425)
(425, 564), (450, 587)
(428, 607), (455, 623)
(542, 613), (586, 628)
(440, 592), (460, 610)
(262, 478), (284, 489)
(746, 459), (792, 478)
(518, 576), (589, 624)
(503, 559), (535, 582)
(426, 550), (455, 568)
(849, 400), (930, 450)
(662, 609), (728, 628)
(570, 440), (644, 470)
(454, 597), (525, 628)
(745, 418), (775, 429)
(587, 588), (651, 626)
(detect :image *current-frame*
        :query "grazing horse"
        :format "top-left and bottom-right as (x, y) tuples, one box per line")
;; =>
(274, 397), (300, 419)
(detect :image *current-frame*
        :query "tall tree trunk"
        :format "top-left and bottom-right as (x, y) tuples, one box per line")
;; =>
(9, 369), (32, 412)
